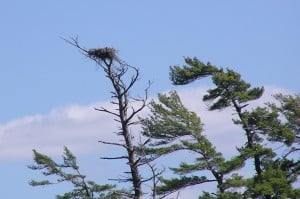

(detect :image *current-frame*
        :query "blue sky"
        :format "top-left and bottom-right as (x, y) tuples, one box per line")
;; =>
(1, 1), (300, 198)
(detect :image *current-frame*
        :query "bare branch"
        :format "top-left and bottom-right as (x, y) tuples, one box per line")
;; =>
(127, 121), (141, 126)
(283, 147), (300, 159)
(101, 156), (129, 160)
(137, 137), (165, 199)
(126, 82), (151, 124)
(121, 67), (139, 97)
(108, 178), (133, 183)
(158, 179), (217, 199)
(60, 36), (89, 54)
(94, 107), (119, 117)
(62, 37), (109, 69)
(98, 140), (127, 149)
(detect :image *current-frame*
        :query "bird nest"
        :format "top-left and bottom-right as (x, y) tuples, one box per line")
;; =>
(87, 47), (117, 61)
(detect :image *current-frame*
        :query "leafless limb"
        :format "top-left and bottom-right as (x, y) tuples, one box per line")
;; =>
(94, 107), (119, 117)
(60, 36), (89, 54)
(158, 179), (217, 199)
(108, 177), (133, 183)
(101, 156), (129, 160)
(98, 140), (127, 149)
(61, 36), (114, 69)
(137, 137), (165, 199)
(283, 147), (300, 159)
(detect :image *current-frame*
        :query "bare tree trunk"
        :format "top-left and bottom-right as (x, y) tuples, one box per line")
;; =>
(114, 78), (142, 199)
(64, 38), (150, 199)
(99, 56), (144, 199)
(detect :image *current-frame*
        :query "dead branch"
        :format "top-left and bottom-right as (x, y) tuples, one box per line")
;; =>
(101, 156), (129, 160)
(94, 107), (119, 117)
(98, 140), (127, 149)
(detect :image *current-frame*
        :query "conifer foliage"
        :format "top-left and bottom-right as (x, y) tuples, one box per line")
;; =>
(139, 57), (300, 198)
(29, 147), (119, 199)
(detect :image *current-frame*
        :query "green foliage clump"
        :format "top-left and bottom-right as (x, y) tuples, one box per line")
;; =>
(139, 57), (300, 198)
(28, 147), (121, 199)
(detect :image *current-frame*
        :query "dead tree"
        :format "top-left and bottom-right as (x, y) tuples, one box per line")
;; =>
(64, 37), (150, 199)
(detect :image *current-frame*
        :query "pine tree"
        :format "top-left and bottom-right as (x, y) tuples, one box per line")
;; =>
(170, 57), (300, 198)
(28, 147), (120, 199)
(140, 57), (300, 198)
(139, 91), (245, 197)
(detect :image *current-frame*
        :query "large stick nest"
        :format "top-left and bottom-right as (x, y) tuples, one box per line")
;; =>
(87, 47), (117, 61)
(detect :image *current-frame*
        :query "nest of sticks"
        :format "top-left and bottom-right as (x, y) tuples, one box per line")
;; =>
(87, 47), (117, 61)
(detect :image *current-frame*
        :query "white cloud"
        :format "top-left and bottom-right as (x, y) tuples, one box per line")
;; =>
(0, 85), (291, 162)
(0, 101), (120, 160)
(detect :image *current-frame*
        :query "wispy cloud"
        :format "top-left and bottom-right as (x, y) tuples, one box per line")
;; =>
(0, 86), (291, 161)
(0, 101), (119, 160)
